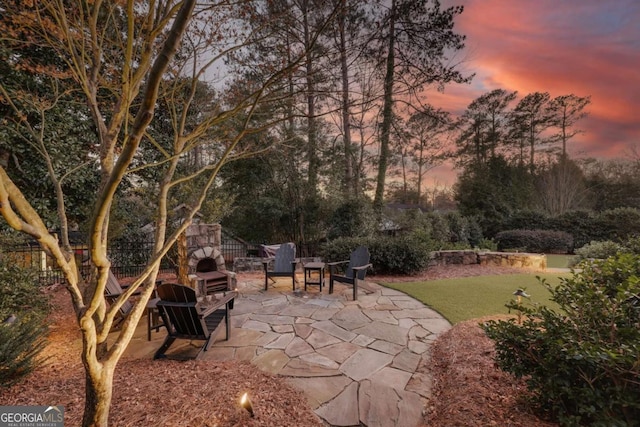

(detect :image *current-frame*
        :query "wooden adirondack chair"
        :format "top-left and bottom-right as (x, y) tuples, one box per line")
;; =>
(328, 246), (372, 301)
(262, 243), (298, 290)
(104, 269), (138, 328)
(104, 270), (164, 339)
(153, 283), (237, 360)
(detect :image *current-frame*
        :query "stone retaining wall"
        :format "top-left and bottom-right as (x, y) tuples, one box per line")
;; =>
(233, 251), (546, 272)
(429, 250), (546, 270)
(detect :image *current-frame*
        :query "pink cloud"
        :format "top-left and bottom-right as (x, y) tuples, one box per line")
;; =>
(433, 0), (640, 165)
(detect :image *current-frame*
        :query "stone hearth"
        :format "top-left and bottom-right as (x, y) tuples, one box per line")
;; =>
(186, 223), (227, 274)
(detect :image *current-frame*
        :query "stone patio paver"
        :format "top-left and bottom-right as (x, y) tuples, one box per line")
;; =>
(315, 381), (360, 426)
(139, 274), (452, 427)
(340, 348), (394, 381)
(285, 376), (353, 409)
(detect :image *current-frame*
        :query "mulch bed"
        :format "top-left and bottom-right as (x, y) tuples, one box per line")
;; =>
(1, 266), (557, 426)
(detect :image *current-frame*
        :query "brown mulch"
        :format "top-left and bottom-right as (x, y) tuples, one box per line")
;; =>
(422, 317), (558, 427)
(0, 266), (557, 426)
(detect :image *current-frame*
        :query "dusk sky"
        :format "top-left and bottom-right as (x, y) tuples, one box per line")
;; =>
(427, 0), (640, 187)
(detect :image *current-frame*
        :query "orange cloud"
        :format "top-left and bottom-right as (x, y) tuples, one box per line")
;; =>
(433, 0), (640, 164)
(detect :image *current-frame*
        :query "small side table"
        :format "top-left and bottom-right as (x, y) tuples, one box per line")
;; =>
(303, 262), (325, 292)
(146, 297), (164, 341)
(147, 279), (165, 341)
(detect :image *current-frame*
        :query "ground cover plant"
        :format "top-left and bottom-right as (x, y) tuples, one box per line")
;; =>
(0, 260), (49, 386)
(382, 272), (569, 324)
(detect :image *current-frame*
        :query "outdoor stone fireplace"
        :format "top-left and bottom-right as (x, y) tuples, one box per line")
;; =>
(186, 223), (227, 274)
(183, 222), (236, 292)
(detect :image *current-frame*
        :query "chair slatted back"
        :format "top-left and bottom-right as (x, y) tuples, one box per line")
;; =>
(346, 246), (370, 280)
(273, 243), (296, 273)
(156, 283), (205, 338)
(105, 270), (133, 316)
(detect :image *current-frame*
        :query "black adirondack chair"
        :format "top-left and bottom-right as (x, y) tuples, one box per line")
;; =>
(328, 246), (372, 301)
(153, 283), (236, 360)
(104, 270), (136, 328)
(262, 243), (298, 290)
(104, 270), (164, 340)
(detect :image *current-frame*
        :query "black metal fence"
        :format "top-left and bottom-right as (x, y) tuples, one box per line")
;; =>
(1, 236), (320, 285)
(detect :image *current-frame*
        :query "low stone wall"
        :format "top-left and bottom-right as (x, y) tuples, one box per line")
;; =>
(234, 251), (546, 273)
(429, 250), (546, 270)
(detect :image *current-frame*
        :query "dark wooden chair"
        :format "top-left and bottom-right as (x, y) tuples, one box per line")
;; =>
(262, 243), (298, 290)
(153, 283), (237, 360)
(104, 270), (135, 328)
(328, 246), (372, 301)
(104, 270), (163, 340)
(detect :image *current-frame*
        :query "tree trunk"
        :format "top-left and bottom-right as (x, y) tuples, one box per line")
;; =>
(373, 0), (396, 213)
(338, 0), (354, 197)
(302, 0), (318, 194)
(177, 230), (189, 285)
(82, 362), (114, 427)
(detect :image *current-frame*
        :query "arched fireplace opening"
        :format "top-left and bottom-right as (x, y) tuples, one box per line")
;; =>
(196, 257), (217, 273)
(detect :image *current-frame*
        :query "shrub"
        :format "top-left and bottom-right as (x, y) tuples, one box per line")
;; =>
(0, 315), (48, 386)
(622, 235), (640, 254)
(367, 235), (434, 275)
(0, 260), (49, 386)
(505, 210), (550, 231)
(322, 235), (435, 275)
(570, 240), (624, 266)
(494, 229), (573, 253)
(553, 210), (599, 250)
(427, 213), (450, 243)
(475, 238), (498, 251)
(326, 199), (376, 240)
(483, 254), (640, 425)
(444, 211), (471, 245)
(598, 207), (640, 242)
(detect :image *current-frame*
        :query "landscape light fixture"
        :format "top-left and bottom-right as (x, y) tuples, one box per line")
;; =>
(512, 289), (530, 325)
(513, 289), (530, 298)
(240, 392), (254, 417)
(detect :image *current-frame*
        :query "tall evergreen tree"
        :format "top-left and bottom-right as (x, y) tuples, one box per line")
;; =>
(367, 0), (471, 213)
(508, 91), (555, 172)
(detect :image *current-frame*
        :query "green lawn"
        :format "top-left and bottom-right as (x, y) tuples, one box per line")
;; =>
(382, 272), (572, 324)
(545, 254), (574, 268)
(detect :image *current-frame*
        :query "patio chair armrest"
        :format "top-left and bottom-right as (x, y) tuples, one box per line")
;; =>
(327, 260), (348, 273)
(105, 292), (121, 303)
(198, 291), (238, 318)
(352, 263), (372, 272)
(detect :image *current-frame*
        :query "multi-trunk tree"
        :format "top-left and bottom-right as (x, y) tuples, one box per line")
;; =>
(0, 1), (331, 425)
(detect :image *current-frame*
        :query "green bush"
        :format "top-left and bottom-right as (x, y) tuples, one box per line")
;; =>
(322, 235), (435, 275)
(505, 209), (550, 231)
(475, 238), (498, 251)
(553, 210), (599, 250)
(0, 316), (48, 386)
(494, 229), (573, 253)
(570, 240), (624, 266)
(598, 207), (640, 242)
(483, 254), (640, 425)
(326, 199), (376, 240)
(0, 260), (49, 386)
(622, 235), (640, 254)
